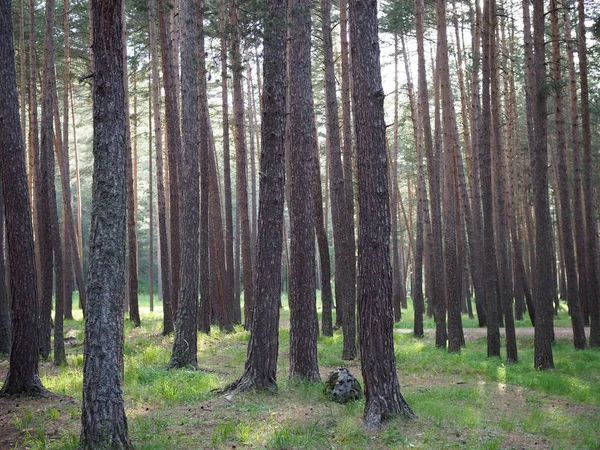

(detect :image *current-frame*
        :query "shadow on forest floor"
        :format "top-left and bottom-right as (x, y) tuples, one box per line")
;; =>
(1, 299), (599, 449)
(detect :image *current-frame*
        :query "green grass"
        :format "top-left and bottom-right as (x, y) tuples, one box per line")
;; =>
(2, 294), (599, 449)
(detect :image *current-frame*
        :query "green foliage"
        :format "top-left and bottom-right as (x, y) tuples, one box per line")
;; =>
(3, 300), (600, 449)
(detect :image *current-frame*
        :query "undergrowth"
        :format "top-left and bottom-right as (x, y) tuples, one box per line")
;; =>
(1, 295), (598, 449)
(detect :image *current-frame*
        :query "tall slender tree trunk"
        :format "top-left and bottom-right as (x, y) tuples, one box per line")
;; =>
(415, 0), (446, 347)
(577, 0), (600, 347)
(0, 181), (10, 355)
(220, 0), (237, 325)
(0, 0), (44, 394)
(80, 0), (131, 444)
(490, 0), (517, 362)
(550, 0), (586, 349)
(532, 0), (554, 369)
(468, 0), (487, 327)
(197, 2), (211, 334)
(38, 0), (59, 360)
(148, 77), (154, 312)
(480, 0), (501, 357)
(350, 0), (414, 429)
(28, 0), (42, 303)
(150, 0), (173, 334)
(311, 116), (333, 337)
(322, 0), (355, 358)
(51, 87), (66, 366)
(157, 0), (182, 321)
(287, 0), (319, 381)
(230, 0), (253, 330)
(168, 0), (201, 368)
(222, 0), (287, 392)
(338, 0), (357, 336)
(565, 4), (588, 331)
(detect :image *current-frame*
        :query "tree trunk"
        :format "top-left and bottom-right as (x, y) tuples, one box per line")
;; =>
(490, 0), (517, 363)
(28, 0), (42, 307)
(150, 0), (173, 334)
(123, 2), (140, 328)
(0, 181), (10, 355)
(565, 4), (588, 331)
(391, 34), (402, 322)
(148, 75), (154, 312)
(168, 0), (201, 368)
(51, 85), (66, 367)
(223, 0), (286, 393)
(157, 0), (182, 321)
(350, 0), (415, 429)
(38, 0), (59, 360)
(436, 0), (463, 354)
(197, 2), (211, 334)
(311, 116), (333, 337)
(550, 0), (586, 349)
(322, 0), (355, 358)
(415, 0), (446, 348)
(577, 0), (600, 347)
(338, 0), (357, 337)
(220, 0), (237, 325)
(480, 0), (501, 357)
(531, 0), (554, 369)
(287, 0), (320, 382)
(80, 1), (131, 444)
(230, 0), (253, 331)
(0, 0), (44, 394)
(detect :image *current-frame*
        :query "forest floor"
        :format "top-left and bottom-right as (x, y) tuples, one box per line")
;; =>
(0, 297), (599, 449)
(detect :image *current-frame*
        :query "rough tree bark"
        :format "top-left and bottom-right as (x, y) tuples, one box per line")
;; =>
(531, 0), (554, 369)
(150, 0), (173, 334)
(436, 0), (463, 353)
(222, 0), (286, 393)
(157, 0), (182, 320)
(0, 181), (10, 355)
(0, 0), (44, 394)
(287, 0), (320, 381)
(577, 0), (600, 347)
(350, 0), (415, 430)
(480, 0), (501, 357)
(168, 0), (201, 369)
(415, 0), (446, 347)
(230, 0), (254, 330)
(550, 0), (586, 349)
(79, 0), (131, 446)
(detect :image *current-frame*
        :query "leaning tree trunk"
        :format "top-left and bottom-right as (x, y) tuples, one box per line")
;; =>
(350, 0), (415, 430)
(222, 0), (287, 393)
(80, 0), (131, 446)
(0, 0), (44, 394)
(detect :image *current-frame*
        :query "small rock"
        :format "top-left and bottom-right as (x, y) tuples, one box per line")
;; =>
(324, 367), (362, 404)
